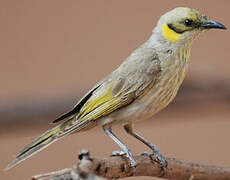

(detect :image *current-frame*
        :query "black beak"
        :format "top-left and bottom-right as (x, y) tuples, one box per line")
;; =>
(201, 20), (226, 30)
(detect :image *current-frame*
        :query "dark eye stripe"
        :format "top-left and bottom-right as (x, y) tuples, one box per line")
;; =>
(168, 24), (185, 34)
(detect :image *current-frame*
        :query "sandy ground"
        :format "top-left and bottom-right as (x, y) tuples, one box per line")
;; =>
(0, 0), (230, 179)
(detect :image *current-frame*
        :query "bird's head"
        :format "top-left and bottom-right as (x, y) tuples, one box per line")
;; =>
(153, 7), (226, 45)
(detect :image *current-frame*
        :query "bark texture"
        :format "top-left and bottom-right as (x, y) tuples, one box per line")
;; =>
(32, 150), (230, 180)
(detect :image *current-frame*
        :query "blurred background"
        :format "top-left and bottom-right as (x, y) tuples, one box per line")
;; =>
(1, 0), (229, 179)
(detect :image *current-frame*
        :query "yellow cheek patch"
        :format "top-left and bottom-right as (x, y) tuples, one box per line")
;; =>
(162, 24), (180, 42)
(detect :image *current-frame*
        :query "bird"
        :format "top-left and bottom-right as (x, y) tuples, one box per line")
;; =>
(5, 7), (226, 171)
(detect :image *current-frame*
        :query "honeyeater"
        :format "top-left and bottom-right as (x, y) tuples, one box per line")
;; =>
(5, 7), (226, 170)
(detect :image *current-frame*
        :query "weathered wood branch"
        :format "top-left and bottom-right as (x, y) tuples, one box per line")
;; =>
(32, 150), (230, 180)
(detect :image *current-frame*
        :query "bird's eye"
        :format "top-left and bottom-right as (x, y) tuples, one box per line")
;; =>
(184, 19), (193, 26)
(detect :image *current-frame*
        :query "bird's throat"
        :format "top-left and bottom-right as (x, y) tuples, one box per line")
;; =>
(162, 24), (180, 42)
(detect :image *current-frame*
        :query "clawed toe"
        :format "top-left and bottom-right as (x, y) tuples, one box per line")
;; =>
(141, 151), (167, 173)
(111, 150), (137, 171)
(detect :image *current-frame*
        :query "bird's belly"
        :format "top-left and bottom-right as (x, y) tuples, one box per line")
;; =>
(143, 77), (181, 117)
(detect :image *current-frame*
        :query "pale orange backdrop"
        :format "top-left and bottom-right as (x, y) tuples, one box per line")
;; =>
(0, 1), (229, 179)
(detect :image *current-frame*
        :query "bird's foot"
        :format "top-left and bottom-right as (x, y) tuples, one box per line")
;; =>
(140, 151), (167, 175)
(111, 150), (137, 172)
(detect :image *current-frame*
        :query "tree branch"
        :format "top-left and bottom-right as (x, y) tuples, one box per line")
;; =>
(32, 150), (230, 180)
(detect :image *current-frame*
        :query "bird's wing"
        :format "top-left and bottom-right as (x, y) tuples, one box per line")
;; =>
(74, 51), (162, 124)
(54, 47), (162, 125)
(77, 78), (134, 121)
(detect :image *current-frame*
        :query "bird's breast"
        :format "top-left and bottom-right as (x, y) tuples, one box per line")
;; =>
(140, 46), (190, 118)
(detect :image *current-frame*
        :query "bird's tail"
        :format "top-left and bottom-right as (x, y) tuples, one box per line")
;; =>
(4, 117), (93, 171)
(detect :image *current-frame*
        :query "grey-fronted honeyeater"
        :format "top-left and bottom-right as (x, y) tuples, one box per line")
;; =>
(5, 7), (226, 171)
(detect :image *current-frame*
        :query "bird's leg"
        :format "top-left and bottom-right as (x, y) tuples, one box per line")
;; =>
(124, 124), (167, 171)
(103, 126), (137, 169)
